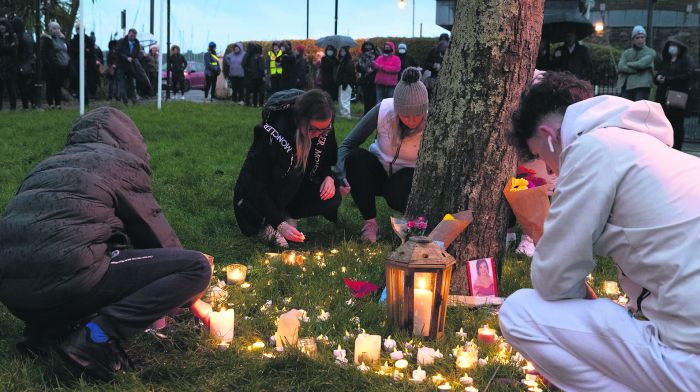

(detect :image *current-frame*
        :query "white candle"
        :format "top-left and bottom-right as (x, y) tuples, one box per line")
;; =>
(357, 362), (370, 372)
(275, 309), (301, 351)
(417, 347), (436, 365)
(455, 348), (478, 370)
(392, 370), (403, 381)
(333, 344), (346, 359)
(226, 264), (247, 285)
(390, 348), (404, 360)
(413, 277), (433, 336)
(395, 359), (408, 369)
(431, 373), (446, 384)
(411, 365), (426, 383)
(383, 336), (397, 351)
(465, 387), (479, 392)
(210, 307), (235, 343)
(437, 382), (452, 390)
(456, 327), (468, 339)
(602, 280), (620, 296)
(460, 374), (474, 385)
(353, 332), (381, 364)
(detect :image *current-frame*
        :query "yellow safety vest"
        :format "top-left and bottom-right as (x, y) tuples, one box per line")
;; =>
(268, 50), (283, 75)
(209, 53), (219, 68)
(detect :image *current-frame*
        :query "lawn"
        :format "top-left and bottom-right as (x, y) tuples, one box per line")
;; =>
(0, 102), (618, 391)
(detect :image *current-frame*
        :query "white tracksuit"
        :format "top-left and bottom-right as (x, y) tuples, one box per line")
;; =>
(500, 96), (700, 391)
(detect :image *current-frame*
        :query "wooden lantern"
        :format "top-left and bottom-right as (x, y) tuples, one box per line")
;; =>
(385, 236), (456, 340)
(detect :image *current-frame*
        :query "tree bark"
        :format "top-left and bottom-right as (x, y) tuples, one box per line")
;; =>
(405, 0), (544, 295)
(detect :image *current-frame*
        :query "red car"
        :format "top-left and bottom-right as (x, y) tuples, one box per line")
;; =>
(161, 61), (206, 92)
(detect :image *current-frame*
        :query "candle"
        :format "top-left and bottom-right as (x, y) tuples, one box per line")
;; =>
(383, 336), (397, 351)
(602, 280), (620, 296)
(431, 373), (446, 384)
(460, 374), (474, 385)
(522, 361), (538, 375)
(390, 348), (404, 360)
(417, 347), (436, 365)
(353, 332), (381, 364)
(379, 361), (391, 374)
(395, 359), (408, 369)
(357, 362), (370, 372)
(410, 365), (426, 383)
(226, 264), (247, 285)
(528, 388), (543, 392)
(617, 295), (629, 306)
(275, 309), (301, 351)
(210, 307), (235, 343)
(240, 282), (252, 289)
(465, 387), (479, 392)
(392, 370), (403, 381)
(477, 324), (498, 344)
(456, 327), (468, 339)
(217, 342), (229, 350)
(522, 379), (538, 388)
(333, 344), (346, 358)
(413, 277), (433, 336)
(455, 348), (478, 370)
(298, 337), (317, 357)
(281, 250), (304, 266)
(437, 382), (452, 390)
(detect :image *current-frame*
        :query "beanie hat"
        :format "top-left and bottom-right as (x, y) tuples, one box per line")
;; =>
(398, 43), (407, 53)
(393, 67), (429, 117)
(631, 25), (646, 38)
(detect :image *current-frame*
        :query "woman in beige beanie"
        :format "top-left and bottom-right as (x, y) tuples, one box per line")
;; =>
(336, 67), (428, 242)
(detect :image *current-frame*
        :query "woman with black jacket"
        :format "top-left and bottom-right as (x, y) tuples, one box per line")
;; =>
(336, 46), (356, 119)
(654, 35), (695, 150)
(320, 45), (339, 101)
(234, 89), (341, 248)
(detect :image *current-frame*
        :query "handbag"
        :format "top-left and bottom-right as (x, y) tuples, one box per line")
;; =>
(666, 89), (688, 110)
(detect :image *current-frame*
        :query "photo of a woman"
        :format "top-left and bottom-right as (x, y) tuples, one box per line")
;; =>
(468, 258), (497, 297)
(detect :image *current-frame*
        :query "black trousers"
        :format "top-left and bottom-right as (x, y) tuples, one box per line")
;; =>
(662, 104), (686, 150)
(0, 77), (17, 110)
(171, 73), (185, 95)
(117, 69), (137, 104)
(18, 73), (33, 109)
(271, 75), (283, 93)
(21, 248), (211, 342)
(229, 76), (245, 101)
(204, 75), (216, 99)
(345, 148), (414, 220)
(621, 87), (650, 102)
(361, 83), (376, 114)
(46, 65), (67, 107)
(246, 78), (264, 107)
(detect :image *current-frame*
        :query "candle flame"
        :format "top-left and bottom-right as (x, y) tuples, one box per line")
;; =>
(417, 278), (426, 290)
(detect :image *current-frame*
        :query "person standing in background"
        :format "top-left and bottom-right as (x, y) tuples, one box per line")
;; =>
(356, 40), (379, 114)
(280, 41), (297, 91)
(0, 17), (18, 111)
(423, 33), (449, 99)
(617, 25), (656, 101)
(106, 40), (120, 101)
(224, 42), (246, 104)
(267, 41), (283, 93)
(142, 46), (159, 98)
(41, 21), (69, 109)
(11, 17), (34, 109)
(295, 45), (310, 90)
(168, 45), (187, 100)
(243, 43), (265, 107)
(397, 43), (417, 74)
(203, 41), (220, 102)
(551, 31), (592, 81)
(336, 45), (355, 119)
(372, 41), (401, 102)
(116, 29), (142, 106)
(320, 45), (339, 101)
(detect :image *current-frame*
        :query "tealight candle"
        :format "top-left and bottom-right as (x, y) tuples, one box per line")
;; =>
(411, 365), (426, 383)
(379, 361), (391, 374)
(392, 370), (403, 381)
(333, 344), (346, 359)
(413, 277), (433, 336)
(456, 327), (468, 339)
(437, 382), (452, 390)
(353, 332), (381, 364)
(298, 337), (317, 357)
(528, 388), (543, 392)
(460, 374), (474, 385)
(395, 359), (408, 369)
(249, 341), (265, 350)
(522, 361), (538, 375)
(455, 348), (478, 370)
(217, 342), (229, 350)
(357, 362), (370, 372)
(210, 307), (235, 343)
(275, 309), (301, 351)
(226, 264), (247, 285)
(431, 373), (446, 384)
(477, 324), (498, 344)
(417, 347), (436, 365)
(383, 336), (397, 351)
(465, 387), (479, 392)
(522, 379), (538, 388)
(390, 348), (404, 360)
(281, 250), (304, 266)
(602, 280), (620, 296)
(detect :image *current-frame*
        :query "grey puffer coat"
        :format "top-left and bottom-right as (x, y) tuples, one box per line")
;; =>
(0, 107), (181, 317)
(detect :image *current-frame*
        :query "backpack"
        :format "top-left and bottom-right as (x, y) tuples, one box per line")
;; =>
(261, 88), (304, 128)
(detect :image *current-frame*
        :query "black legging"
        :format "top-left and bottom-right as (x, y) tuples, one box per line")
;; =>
(229, 76), (245, 101)
(204, 75), (216, 99)
(246, 78), (264, 107)
(0, 77), (17, 110)
(345, 148), (414, 220)
(45, 65), (67, 107)
(171, 73), (185, 95)
(662, 104), (686, 150)
(18, 73), (33, 109)
(361, 83), (376, 114)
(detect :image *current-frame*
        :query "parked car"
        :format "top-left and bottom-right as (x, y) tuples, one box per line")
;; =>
(161, 61), (206, 92)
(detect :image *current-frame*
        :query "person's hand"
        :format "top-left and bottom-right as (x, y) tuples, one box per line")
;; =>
(277, 221), (305, 242)
(656, 74), (666, 84)
(319, 176), (335, 201)
(339, 178), (351, 197)
(191, 299), (212, 326)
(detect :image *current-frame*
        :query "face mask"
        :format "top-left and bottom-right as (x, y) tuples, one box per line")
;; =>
(398, 49), (406, 54)
(668, 45), (679, 56)
(383, 48), (392, 54)
(326, 50), (333, 56)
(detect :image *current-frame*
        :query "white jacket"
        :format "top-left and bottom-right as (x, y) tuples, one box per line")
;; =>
(531, 95), (700, 353)
(368, 99), (423, 175)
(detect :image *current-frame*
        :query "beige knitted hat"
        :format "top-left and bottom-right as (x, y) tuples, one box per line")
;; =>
(393, 67), (429, 117)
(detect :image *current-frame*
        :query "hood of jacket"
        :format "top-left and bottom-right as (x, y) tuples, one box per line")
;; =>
(66, 107), (151, 165)
(560, 95), (673, 150)
(384, 41), (396, 54)
(230, 42), (245, 57)
(661, 35), (688, 60)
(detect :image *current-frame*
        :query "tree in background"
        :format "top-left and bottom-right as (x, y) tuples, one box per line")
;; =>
(405, 0), (545, 294)
(1, 0), (79, 35)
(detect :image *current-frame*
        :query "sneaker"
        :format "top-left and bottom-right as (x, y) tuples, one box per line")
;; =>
(515, 234), (536, 257)
(361, 218), (378, 243)
(56, 321), (130, 381)
(181, 95), (185, 100)
(285, 218), (299, 229)
(259, 224), (289, 248)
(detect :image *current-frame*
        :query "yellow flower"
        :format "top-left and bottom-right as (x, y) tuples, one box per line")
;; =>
(443, 214), (455, 221)
(510, 178), (529, 192)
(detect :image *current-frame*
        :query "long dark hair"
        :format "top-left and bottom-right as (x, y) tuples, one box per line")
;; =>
(293, 89), (335, 171)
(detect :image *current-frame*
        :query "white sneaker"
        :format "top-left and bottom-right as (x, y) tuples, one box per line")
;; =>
(515, 234), (536, 257)
(259, 224), (289, 248)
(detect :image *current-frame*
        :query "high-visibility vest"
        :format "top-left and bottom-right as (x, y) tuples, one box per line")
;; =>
(268, 50), (283, 75)
(209, 53), (220, 68)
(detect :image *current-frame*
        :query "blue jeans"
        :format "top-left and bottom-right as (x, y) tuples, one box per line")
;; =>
(621, 87), (650, 102)
(375, 85), (395, 103)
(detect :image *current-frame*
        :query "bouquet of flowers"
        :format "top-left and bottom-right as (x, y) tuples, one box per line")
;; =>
(428, 210), (473, 249)
(390, 216), (428, 243)
(503, 165), (550, 244)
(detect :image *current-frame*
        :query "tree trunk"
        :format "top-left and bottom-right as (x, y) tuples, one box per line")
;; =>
(405, 0), (544, 295)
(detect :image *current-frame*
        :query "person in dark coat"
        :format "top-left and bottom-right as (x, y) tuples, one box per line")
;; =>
(279, 41), (297, 91)
(168, 44), (187, 99)
(11, 17), (34, 109)
(536, 38), (551, 71)
(654, 35), (695, 151)
(320, 45), (339, 101)
(243, 43), (265, 107)
(295, 44), (309, 90)
(234, 89), (341, 248)
(116, 29), (142, 105)
(203, 41), (220, 102)
(551, 31), (592, 81)
(40, 21), (69, 109)
(0, 107), (212, 380)
(423, 33), (449, 99)
(336, 45), (356, 119)
(106, 40), (120, 100)
(397, 43), (417, 73)
(69, 26), (98, 104)
(141, 45), (159, 98)
(0, 17), (18, 111)
(356, 40), (379, 114)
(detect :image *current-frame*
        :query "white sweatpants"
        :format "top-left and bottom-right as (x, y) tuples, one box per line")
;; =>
(339, 85), (352, 119)
(499, 289), (700, 392)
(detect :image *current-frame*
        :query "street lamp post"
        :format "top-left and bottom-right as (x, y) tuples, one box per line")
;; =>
(398, 0), (415, 37)
(334, 0), (338, 35)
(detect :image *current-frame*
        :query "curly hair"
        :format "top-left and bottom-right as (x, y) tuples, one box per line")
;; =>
(510, 71), (594, 158)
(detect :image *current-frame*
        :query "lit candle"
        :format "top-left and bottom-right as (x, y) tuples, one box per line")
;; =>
(528, 387), (543, 392)
(390, 348), (404, 360)
(282, 250), (304, 266)
(210, 307), (235, 343)
(460, 374), (474, 385)
(379, 361), (391, 374)
(602, 281), (620, 296)
(413, 277), (433, 336)
(395, 359), (408, 369)
(437, 382), (452, 390)
(522, 361), (538, 375)
(249, 341), (265, 350)
(417, 347), (436, 365)
(333, 344), (346, 359)
(456, 327), (468, 339)
(298, 337), (317, 357)
(465, 387), (479, 392)
(522, 379), (538, 388)
(383, 335), (397, 351)
(455, 348), (478, 370)
(275, 309), (301, 351)
(392, 370), (403, 381)
(357, 362), (370, 372)
(431, 373), (446, 384)
(410, 365), (426, 383)
(353, 332), (381, 364)
(226, 264), (247, 285)
(477, 324), (498, 344)
(217, 342), (229, 350)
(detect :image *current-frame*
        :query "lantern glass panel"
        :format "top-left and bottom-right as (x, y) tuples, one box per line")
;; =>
(386, 265), (406, 328)
(412, 271), (437, 336)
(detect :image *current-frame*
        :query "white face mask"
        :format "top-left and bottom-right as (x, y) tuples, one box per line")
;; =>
(326, 50), (333, 56)
(668, 45), (679, 56)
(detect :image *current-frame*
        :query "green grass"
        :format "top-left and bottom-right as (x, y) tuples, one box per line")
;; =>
(0, 102), (618, 391)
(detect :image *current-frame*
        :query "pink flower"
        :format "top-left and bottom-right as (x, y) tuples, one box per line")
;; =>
(417, 221), (428, 230)
(417, 216), (426, 223)
(406, 220), (416, 229)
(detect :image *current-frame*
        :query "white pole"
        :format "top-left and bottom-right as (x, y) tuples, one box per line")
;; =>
(79, 2), (85, 115)
(157, 0), (164, 110)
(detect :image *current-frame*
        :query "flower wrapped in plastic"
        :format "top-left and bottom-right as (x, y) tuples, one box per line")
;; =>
(503, 165), (551, 244)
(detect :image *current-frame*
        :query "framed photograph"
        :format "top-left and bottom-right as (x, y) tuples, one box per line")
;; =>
(466, 258), (498, 297)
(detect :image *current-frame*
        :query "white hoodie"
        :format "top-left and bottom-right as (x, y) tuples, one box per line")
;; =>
(531, 95), (700, 354)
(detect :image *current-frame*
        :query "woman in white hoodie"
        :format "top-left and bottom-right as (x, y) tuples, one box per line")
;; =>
(499, 71), (700, 391)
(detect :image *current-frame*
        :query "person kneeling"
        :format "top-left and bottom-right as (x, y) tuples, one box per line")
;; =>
(335, 67), (428, 243)
(499, 71), (700, 391)
(234, 89), (341, 248)
(0, 107), (213, 381)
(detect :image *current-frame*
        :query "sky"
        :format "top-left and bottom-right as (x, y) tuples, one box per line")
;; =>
(81, 0), (449, 51)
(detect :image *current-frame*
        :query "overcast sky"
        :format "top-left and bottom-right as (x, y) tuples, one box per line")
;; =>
(81, 0), (448, 51)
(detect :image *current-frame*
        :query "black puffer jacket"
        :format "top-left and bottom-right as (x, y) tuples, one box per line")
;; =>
(0, 18), (18, 80)
(0, 107), (181, 317)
